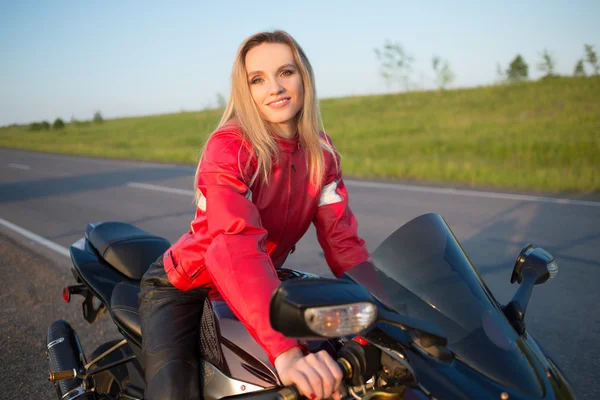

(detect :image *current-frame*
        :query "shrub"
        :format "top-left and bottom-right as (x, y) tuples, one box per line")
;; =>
(53, 118), (65, 129)
(506, 54), (529, 82)
(93, 111), (103, 124)
(584, 44), (599, 75)
(574, 60), (586, 76)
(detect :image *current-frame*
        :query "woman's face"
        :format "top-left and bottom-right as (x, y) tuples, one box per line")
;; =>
(245, 42), (304, 138)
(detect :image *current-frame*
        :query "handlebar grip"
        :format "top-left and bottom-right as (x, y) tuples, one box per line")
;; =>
(276, 386), (302, 400)
(275, 359), (351, 400)
(337, 358), (353, 380)
(48, 368), (77, 382)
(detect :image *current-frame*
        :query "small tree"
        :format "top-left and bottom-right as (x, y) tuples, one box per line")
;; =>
(537, 49), (557, 78)
(506, 54), (529, 82)
(216, 93), (227, 109)
(374, 40), (414, 92)
(584, 44), (599, 75)
(495, 62), (506, 84)
(574, 60), (586, 77)
(431, 56), (455, 90)
(53, 118), (65, 129)
(41, 120), (51, 130)
(93, 111), (104, 124)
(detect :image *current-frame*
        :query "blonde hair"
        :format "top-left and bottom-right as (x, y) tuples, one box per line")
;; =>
(194, 30), (337, 203)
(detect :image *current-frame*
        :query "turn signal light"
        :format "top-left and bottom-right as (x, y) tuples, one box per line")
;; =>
(304, 302), (377, 337)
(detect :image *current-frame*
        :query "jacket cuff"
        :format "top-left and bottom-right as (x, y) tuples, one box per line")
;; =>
(267, 340), (303, 366)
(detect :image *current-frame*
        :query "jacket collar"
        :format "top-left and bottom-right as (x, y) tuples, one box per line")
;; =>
(273, 133), (299, 153)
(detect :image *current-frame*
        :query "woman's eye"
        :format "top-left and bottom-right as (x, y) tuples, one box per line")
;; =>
(250, 77), (263, 84)
(281, 69), (293, 76)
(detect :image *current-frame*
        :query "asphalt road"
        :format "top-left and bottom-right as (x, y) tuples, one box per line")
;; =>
(0, 232), (121, 400)
(1, 148), (599, 399)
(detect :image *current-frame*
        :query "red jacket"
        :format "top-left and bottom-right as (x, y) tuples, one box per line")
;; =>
(162, 124), (370, 363)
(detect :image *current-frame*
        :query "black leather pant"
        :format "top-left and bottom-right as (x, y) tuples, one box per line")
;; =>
(139, 256), (208, 400)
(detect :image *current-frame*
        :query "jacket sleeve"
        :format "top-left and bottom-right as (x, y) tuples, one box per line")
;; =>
(199, 129), (300, 364)
(313, 135), (370, 278)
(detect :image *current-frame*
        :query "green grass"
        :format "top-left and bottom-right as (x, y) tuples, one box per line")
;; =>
(2, 76), (599, 192)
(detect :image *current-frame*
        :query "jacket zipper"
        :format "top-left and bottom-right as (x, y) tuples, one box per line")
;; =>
(275, 155), (293, 250)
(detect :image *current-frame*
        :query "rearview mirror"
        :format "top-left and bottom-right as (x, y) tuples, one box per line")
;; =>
(269, 278), (447, 351)
(511, 243), (558, 285)
(504, 244), (558, 334)
(269, 278), (378, 339)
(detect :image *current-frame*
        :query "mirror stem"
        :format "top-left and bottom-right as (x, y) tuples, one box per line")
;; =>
(504, 268), (536, 334)
(514, 268), (537, 318)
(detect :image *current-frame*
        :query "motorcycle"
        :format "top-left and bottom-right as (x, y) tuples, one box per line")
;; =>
(46, 213), (576, 399)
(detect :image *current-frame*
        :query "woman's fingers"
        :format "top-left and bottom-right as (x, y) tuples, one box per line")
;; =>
(304, 352), (337, 398)
(286, 368), (315, 400)
(295, 357), (324, 399)
(316, 350), (344, 391)
(284, 351), (345, 400)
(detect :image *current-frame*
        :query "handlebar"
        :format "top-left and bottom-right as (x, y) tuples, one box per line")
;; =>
(275, 358), (353, 400)
(221, 358), (353, 400)
(276, 386), (302, 400)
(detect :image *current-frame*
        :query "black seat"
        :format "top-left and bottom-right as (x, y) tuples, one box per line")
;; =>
(87, 222), (171, 280)
(111, 281), (142, 342)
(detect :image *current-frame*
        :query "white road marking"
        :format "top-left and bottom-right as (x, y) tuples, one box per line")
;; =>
(127, 182), (194, 196)
(8, 163), (31, 170)
(344, 180), (600, 208)
(0, 218), (70, 258)
(4, 150), (598, 207)
(2, 178), (596, 261)
(0, 149), (184, 170)
(128, 180), (600, 208)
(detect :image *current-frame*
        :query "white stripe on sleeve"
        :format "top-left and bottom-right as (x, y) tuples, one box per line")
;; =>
(318, 180), (343, 207)
(197, 189), (252, 212)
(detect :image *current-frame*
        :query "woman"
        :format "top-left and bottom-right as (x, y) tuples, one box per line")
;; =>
(139, 30), (371, 400)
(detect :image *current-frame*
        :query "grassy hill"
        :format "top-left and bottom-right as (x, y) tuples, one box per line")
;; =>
(2, 76), (599, 192)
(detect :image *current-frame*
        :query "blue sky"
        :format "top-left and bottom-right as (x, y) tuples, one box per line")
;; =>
(1, 0), (598, 125)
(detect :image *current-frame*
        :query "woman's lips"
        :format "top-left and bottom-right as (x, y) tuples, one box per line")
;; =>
(267, 98), (291, 108)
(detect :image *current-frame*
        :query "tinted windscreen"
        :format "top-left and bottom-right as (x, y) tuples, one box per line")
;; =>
(347, 213), (543, 397)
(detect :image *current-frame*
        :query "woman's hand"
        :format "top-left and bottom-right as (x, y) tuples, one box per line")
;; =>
(274, 347), (343, 400)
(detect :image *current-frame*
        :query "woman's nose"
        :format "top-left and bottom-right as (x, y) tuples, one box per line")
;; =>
(268, 79), (284, 95)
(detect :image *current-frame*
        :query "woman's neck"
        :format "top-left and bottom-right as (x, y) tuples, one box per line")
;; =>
(270, 121), (298, 139)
